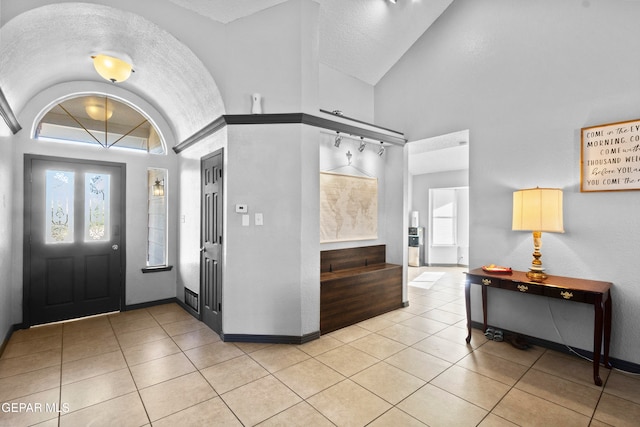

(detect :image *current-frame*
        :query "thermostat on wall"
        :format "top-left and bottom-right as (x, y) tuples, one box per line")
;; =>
(235, 204), (248, 213)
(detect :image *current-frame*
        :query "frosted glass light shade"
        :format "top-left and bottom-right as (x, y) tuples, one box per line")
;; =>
(512, 187), (564, 232)
(85, 104), (113, 121)
(92, 54), (133, 83)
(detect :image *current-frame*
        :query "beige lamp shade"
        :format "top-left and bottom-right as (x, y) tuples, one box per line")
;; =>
(512, 187), (564, 232)
(92, 54), (133, 83)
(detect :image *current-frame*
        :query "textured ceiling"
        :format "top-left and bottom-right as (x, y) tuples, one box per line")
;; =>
(0, 0), (451, 141)
(167, 0), (453, 85)
(0, 3), (224, 142)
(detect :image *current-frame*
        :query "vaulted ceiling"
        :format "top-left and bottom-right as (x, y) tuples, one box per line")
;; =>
(168, 0), (453, 85)
(0, 0), (452, 142)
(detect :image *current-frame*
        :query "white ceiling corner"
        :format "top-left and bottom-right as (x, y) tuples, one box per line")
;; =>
(167, 0), (453, 85)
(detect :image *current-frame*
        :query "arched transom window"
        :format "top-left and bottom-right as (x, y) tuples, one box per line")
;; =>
(35, 95), (165, 154)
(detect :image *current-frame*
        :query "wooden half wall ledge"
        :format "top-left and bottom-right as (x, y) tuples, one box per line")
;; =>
(320, 244), (403, 334)
(172, 112), (407, 154)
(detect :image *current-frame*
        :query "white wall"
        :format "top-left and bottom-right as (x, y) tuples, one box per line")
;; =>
(376, 0), (640, 364)
(319, 64), (374, 123)
(0, 134), (14, 340)
(224, 124), (319, 336)
(222, 0), (319, 115)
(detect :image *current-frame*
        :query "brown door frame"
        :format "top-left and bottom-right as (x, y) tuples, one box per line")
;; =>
(22, 154), (127, 327)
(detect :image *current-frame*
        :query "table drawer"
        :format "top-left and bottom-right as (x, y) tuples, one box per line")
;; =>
(544, 287), (594, 303)
(501, 280), (545, 295)
(467, 275), (503, 288)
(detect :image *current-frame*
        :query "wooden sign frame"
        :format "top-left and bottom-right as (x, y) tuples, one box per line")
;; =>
(581, 118), (640, 192)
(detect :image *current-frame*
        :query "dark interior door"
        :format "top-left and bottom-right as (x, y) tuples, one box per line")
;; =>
(201, 150), (223, 334)
(25, 156), (125, 326)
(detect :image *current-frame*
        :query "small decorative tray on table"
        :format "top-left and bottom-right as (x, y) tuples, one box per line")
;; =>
(481, 265), (512, 274)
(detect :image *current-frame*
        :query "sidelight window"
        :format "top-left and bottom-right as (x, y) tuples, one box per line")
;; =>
(147, 169), (167, 267)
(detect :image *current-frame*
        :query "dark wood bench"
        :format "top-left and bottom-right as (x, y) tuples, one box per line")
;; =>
(320, 245), (403, 334)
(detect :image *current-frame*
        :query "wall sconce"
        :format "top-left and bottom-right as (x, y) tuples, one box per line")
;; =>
(377, 142), (385, 157)
(346, 150), (352, 165)
(512, 187), (564, 281)
(92, 54), (134, 83)
(358, 137), (366, 152)
(152, 178), (165, 197)
(334, 132), (342, 148)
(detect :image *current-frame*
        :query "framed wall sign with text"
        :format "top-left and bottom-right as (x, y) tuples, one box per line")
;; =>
(581, 118), (640, 192)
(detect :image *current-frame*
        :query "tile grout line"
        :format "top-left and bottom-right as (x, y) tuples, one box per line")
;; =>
(108, 308), (153, 427)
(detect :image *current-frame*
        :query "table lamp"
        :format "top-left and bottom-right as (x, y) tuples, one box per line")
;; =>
(512, 187), (564, 282)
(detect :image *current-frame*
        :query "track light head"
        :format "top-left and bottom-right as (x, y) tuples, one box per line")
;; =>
(377, 142), (385, 157)
(358, 137), (366, 152)
(334, 132), (342, 148)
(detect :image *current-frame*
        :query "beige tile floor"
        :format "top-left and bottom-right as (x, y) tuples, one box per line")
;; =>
(1, 267), (640, 426)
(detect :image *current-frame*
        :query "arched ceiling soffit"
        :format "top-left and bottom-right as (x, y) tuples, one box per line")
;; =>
(0, 2), (225, 144)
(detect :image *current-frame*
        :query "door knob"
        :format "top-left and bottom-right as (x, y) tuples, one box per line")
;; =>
(200, 247), (206, 253)
(112, 244), (119, 250)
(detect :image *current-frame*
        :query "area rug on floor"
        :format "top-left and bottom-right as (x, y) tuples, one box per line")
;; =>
(408, 271), (445, 290)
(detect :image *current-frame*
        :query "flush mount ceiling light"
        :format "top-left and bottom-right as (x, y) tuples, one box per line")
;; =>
(389, 0), (398, 3)
(334, 132), (342, 148)
(358, 137), (366, 152)
(91, 54), (134, 83)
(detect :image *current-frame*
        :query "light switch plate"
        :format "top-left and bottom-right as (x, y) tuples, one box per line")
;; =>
(255, 213), (263, 226)
(242, 215), (250, 226)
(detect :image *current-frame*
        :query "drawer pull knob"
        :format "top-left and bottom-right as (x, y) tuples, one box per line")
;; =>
(517, 284), (528, 292)
(560, 291), (574, 300)
(482, 278), (491, 286)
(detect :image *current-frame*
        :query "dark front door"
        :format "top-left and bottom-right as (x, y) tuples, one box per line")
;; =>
(24, 155), (125, 326)
(201, 150), (223, 334)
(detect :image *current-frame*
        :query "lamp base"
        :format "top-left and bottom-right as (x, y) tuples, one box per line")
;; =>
(526, 269), (547, 282)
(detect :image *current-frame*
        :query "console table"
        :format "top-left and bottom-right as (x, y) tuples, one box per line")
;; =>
(464, 268), (612, 386)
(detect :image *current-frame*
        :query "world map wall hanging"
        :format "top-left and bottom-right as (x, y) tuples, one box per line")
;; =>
(320, 172), (378, 243)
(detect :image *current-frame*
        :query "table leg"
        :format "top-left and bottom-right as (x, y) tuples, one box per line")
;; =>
(603, 291), (612, 369)
(482, 285), (488, 332)
(593, 294), (603, 386)
(465, 280), (472, 343)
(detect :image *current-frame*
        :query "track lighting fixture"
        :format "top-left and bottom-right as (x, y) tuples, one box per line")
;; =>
(377, 142), (385, 157)
(334, 132), (342, 148)
(358, 137), (366, 152)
